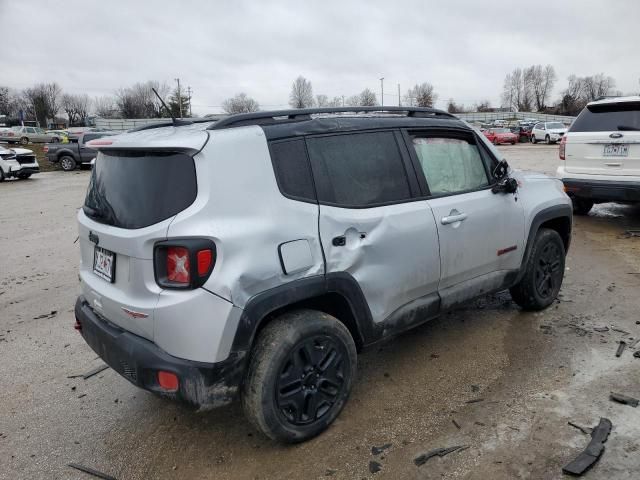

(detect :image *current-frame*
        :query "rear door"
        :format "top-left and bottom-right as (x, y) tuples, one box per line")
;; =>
(307, 130), (441, 324)
(78, 150), (199, 340)
(405, 129), (524, 306)
(565, 101), (640, 176)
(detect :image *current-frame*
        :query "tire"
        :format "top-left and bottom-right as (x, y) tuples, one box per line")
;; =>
(0, 168), (4, 182)
(51, 137), (60, 143)
(59, 156), (76, 171)
(493, 138), (499, 145)
(20, 137), (29, 145)
(531, 135), (537, 144)
(242, 309), (357, 443)
(510, 228), (565, 311)
(545, 135), (551, 144)
(18, 173), (32, 179)
(572, 198), (594, 215)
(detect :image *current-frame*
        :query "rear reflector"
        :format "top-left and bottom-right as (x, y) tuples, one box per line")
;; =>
(559, 135), (567, 160)
(197, 249), (213, 276)
(86, 139), (113, 147)
(166, 246), (190, 284)
(74, 319), (82, 331)
(157, 371), (179, 391)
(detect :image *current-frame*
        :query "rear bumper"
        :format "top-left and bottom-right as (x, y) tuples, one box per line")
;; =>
(75, 296), (246, 410)
(561, 178), (640, 202)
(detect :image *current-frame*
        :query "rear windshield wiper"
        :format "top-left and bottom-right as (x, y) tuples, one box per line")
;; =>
(617, 125), (640, 131)
(83, 205), (116, 225)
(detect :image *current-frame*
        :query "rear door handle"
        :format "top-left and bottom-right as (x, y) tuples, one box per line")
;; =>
(441, 213), (468, 225)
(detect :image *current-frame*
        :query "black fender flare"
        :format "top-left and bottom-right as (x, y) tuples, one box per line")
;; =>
(230, 272), (373, 354)
(514, 204), (572, 284)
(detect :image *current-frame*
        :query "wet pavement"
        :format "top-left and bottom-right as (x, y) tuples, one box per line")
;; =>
(1, 144), (639, 479)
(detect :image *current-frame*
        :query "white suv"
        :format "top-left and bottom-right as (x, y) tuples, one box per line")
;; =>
(74, 107), (572, 442)
(0, 146), (40, 180)
(557, 96), (640, 215)
(531, 121), (568, 144)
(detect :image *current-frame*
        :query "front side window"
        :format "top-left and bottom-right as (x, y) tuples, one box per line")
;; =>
(306, 131), (411, 207)
(411, 136), (489, 196)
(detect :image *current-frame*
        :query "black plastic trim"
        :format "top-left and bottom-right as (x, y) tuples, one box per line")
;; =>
(562, 178), (640, 202)
(515, 204), (573, 284)
(75, 296), (245, 409)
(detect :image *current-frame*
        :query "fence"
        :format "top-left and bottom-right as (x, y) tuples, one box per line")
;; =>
(454, 111), (575, 124)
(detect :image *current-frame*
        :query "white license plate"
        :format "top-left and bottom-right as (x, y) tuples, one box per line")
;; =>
(93, 246), (115, 283)
(603, 144), (629, 157)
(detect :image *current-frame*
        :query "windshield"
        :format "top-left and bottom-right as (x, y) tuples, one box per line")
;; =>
(546, 122), (565, 129)
(83, 151), (197, 229)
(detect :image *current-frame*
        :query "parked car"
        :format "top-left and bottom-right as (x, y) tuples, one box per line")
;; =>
(510, 125), (533, 142)
(0, 126), (63, 144)
(46, 130), (70, 143)
(45, 131), (118, 171)
(66, 127), (96, 142)
(531, 122), (568, 144)
(0, 146), (40, 180)
(73, 107), (572, 443)
(557, 95), (640, 215)
(483, 127), (518, 145)
(492, 119), (507, 127)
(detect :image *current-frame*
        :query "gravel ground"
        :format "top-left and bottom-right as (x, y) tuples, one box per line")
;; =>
(1, 143), (639, 479)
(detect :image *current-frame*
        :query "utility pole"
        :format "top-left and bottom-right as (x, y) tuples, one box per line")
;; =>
(342, 95), (345, 107)
(187, 86), (192, 117)
(175, 78), (183, 118)
(398, 83), (401, 107)
(379, 77), (384, 106)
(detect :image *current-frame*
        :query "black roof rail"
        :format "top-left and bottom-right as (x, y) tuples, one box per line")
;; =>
(128, 118), (215, 133)
(207, 106), (456, 130)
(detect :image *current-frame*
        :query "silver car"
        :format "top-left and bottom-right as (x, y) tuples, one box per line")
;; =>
(0, 126), (62, 144)
(74, 107), (572, 443)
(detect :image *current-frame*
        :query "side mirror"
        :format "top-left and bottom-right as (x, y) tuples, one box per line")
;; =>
(492, 177), (518, 194)
(492, 159), (509, 180)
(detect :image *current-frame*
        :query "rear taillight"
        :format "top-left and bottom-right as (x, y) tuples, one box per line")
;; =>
(43, 145), (48, 153)
(154, 239), (216, 289)
(559, 135), (567, 160)
(167, 246), (190, 284)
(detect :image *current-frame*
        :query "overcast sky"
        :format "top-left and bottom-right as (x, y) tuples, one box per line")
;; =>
(1, 0), (638, 115)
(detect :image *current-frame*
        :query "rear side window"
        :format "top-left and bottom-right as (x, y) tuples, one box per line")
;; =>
(269, 139), (316, 202)
(570, 103), (640, 132)
(411, 137), (489, 196)
(84, 151), (197, 229)
(306, 131), (411, 207)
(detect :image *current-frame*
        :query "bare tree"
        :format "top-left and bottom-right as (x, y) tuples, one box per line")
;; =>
(582, 73), (615, 102)
(62, 93), (91, 126)
(405, 82), (437, 107)
(557, 73), (616, 115)
(527, 64), (556, 111)
(289, 76), (314, 109)
(329, 96), (343, 107)
(0, 87), (9, 116)
(346, 95), (361, 107)
(447, 98), (465, 113)
(474, 100), (493, 112)
(315, 94), (329, 107)
(221, 93), (260, 114)
(94, 95), (119, 118)
(501, 68), (533, 111)
(358, 88), (377, 106)
(23, 83), (62, 127)
(115, 81), (169, 118)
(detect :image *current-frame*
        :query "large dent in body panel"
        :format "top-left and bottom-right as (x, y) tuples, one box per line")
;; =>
(167, 126), (324, 308)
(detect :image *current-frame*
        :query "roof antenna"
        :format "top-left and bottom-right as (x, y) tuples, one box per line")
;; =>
(151, 88), (191, 126)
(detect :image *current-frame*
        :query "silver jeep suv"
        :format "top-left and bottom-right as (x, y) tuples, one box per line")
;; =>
(74, 107), (572, 443)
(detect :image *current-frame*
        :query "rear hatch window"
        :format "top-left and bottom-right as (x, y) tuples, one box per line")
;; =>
(570, 102), (640, 132)
(84, 151), (197, 229)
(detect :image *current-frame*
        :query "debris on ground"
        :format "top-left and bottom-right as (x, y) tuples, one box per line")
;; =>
(368, 460), (382, 474)
(324, 468), (337, 476)
(466, 398), (484, 404)
(67, 463), (117, 480)
(593, 326), (609, 333)
(623, 230), (640, 238)
(568, 421), (592, 435)
(562, 417), (611, 476)
(615, 341), (627, 358)
(33, 310), (57, 319)
(371, 443), (392, 455)
(414, 446), (469, 466)
(611, 327), (630, 335)
(609, 392), (639, 407)
(81, 364), (109, 380)
(452, 419), (461, 429)
(634, 351), (640, 359)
